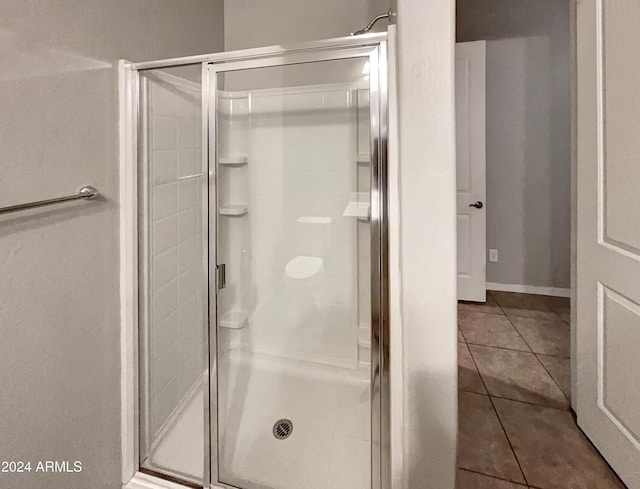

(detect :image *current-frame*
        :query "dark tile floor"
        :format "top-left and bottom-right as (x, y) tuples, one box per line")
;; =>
(456, 291), (627, 489)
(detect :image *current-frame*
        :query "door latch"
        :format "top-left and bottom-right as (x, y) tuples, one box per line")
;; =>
(217, 264), (226, 290)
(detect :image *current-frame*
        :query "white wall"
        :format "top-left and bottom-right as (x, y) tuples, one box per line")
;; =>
(396, 1), (458, 488)
(0, 2), (223, 488)
(457, 0), (572, 289)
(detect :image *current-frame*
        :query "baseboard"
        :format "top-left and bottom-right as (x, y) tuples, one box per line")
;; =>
(486, 282), (570, 298)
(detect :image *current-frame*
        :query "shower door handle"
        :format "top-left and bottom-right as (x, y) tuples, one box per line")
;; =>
(217, 264), (226, 290)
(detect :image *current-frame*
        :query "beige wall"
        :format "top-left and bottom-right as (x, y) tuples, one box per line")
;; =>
(457, 0), (572, 289)
(0, 2), (223, 488)
(224, 0), (372, 50)
(369, 0), (393, 21)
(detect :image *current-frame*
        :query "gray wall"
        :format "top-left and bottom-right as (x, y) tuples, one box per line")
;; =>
(0, 2), (223, 488)
(369, 0), (393, 21)
(457, 0), (571, 289)
(224, 0), (373, 50)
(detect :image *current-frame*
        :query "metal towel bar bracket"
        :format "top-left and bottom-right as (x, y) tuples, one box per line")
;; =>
(0, 186), (99, 215)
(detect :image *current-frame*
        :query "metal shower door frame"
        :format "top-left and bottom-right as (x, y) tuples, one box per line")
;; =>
(128, 32), (388, 489)
(205, 38), (389, 489)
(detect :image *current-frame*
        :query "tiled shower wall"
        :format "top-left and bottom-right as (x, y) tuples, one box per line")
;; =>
(147, 76), (204, 437)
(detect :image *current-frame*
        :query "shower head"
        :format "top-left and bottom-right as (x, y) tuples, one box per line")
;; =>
(351, 9), (393, 36)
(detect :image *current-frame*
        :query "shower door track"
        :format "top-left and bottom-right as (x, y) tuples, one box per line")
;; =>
(121, 32), (389, 489)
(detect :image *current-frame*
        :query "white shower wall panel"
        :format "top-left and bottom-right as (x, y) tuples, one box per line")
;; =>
(218, 85), (360, 367)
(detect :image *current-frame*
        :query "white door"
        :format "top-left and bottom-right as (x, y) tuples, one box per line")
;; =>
(456, 41), (486, 302)
(577, 2), (640, 487)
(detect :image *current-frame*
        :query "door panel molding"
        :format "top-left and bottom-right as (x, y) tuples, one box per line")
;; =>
(577, 0), (640, 486)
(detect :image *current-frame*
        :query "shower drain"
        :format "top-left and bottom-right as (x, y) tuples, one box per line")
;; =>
(272, 419), (293, 440)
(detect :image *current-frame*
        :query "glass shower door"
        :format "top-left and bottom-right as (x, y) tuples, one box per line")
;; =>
(137, 64), (208, 485)
(210, 48), (386, 489)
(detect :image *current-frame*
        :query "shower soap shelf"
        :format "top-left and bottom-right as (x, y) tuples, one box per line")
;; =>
(357, 154), (371, 164)
(342, 201), (370, 219)
(343, 192), (370, 221)
(219, 204), (248, 216)
(358, 326), (371, 349)
(218, 155), (248, 166)
(220, 310), (249, 329)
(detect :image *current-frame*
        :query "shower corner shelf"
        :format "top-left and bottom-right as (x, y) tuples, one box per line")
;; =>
(356, 154), (371, 164)
(219, 204), (248, 216)
(357, 328), (371, 349)
(218, 155), (248, 166)
(342, 201), (370, 220)
(220, 310), (249, 329)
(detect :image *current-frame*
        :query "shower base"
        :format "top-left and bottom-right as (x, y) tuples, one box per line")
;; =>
(148, 349), (371, 489)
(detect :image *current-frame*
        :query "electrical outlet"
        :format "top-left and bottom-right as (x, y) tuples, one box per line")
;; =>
(489, 249), (499, 262)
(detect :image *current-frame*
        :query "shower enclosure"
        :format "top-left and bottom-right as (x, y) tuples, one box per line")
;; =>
(130, 34), (388, 489)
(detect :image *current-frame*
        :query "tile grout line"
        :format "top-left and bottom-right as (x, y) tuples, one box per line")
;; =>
(494, 298), (571, 409)
(460, 389), (573, 414)
(458, 308), (505, 318)
(461, 393), (625, 488)
(491, 295), (536, 352)
(459, 303), (536, 355)
(457, 467), (528, 487)
(488, 293), (578, 487)
(533, 353), (571, 405)
(462, 326), (530, 487)
(458, 293), (571, 486)
(486, 292), (572, 485)
(458, 322), (468, 344)
(463, 291), (568, 358)
(486, 388), (530, 487)
(500, 315), (570, 366)
(488, 394), (572, 413)
(465, 342), (531, 355)
(473, 293), (609, 489)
